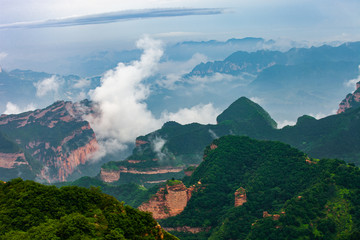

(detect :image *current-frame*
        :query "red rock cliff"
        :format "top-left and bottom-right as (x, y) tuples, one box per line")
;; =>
(337, 81), (360, 114)
(100, 168), (121, 183)
(138, 182), (194, 219)
(0, 152), (28, 169)
(0, 101), (99, 182)
(234, 187), (247, 207)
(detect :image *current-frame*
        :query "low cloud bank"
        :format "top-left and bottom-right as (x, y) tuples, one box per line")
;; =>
(86, 36), (220, 159)
(4, 102), (36, 115)
(34, 75), (62, 98)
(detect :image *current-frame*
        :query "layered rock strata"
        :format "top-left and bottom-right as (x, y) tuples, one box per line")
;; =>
(0, 100), (98, 182)
(138, 182), (194, 219)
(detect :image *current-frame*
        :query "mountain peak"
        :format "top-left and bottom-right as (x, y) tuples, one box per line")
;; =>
(337, 81), (360, 114)
(216, 97), (277, 129)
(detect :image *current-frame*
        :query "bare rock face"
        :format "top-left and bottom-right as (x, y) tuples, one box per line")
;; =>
(234, 187), (247, 207)
(0, 152), (28, 168)
(337, 81), (360, 114)
(100, 168), (120, 183)
(0, 100), (99, 182)
(138, 182), (194, 219)
(163, 226), (210, 234)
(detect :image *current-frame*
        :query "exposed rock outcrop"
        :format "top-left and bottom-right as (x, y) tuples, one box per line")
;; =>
(234, 187), (247, 207)
(163, 226), (210, 234)
(337, 81), (360, 113)
(263, 211), (285, 220)
(138, 182), (194, 219)
(0, 100), (99, 182)
(0, 152), (28, 168)
(118, 166), (183, 175)
(100, 168), (121, 183)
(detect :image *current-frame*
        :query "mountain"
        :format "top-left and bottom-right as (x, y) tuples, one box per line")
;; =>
(0, 100), (99, 182)
(0, 178), (177, 239)
(0, 130), (36, 180)
(157, 136), (360, 239)
(98, 95), (360, 189)
(216, 97), (277, 130)
(337, 81), (360, 113)
(99, 97), (277, 186)
(51, 37), (277, 77)
(271, 107), (360, 163)
(188, 42), (360, 78)
(183, 42), (360, 121)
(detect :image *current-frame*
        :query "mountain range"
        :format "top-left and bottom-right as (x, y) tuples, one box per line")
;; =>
(2, 87), (360, 185)
(98, 94), (360, 189)
(2, 40), (360, 125)
(0, 100), (99, 182)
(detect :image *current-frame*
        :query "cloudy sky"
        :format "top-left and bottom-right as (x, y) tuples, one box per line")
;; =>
(1, 0), (360, 73)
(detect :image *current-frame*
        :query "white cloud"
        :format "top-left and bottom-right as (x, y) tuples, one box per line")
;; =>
(345, 67), (360, 90)
(0, 8), (224, 29)
(250, 97), (264, 105)
(277, 120), (296, 129)
(85, 36), (221, 159)
(73, 78), (91, 88)
(0, 52), (7, 61)
(34, 75), (62, 97)
(151, 136), (167, 161)
(161, 103), (220, 125)
(189, 72), (239, 84)
(308, 113), (326, 120)
(3, 102), (36, 115)
(208, 129), (219, 139)
(156, 53), (208, 89)
(86, 36), (164, 157)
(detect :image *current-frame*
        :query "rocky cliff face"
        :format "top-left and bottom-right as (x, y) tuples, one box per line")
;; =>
(100, 157), (185, 184)
(0, 152), (28, 169)
(337, 81), (360, 113)
(0, 100), (99, 182)
(100, 168), (121, 183)
(234, 187), (247, 207)
(138, 182), (194, 219)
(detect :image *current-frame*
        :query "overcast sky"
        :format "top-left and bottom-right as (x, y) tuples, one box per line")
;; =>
(1, 0), (360, 73)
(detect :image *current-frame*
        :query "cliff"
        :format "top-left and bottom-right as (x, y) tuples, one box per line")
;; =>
(337, 81), (360, 113)
(0, 152), (28, 168)
(138, 181), (193, 219)
(100, 168), (121, 183)
(100, 156), (185, 184)
(0, 100), (99, 182)
(234, 187), (247, 207)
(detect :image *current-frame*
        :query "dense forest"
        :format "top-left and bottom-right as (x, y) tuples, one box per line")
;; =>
(159, 136), (360, 239)
(0, 179), (177, 240)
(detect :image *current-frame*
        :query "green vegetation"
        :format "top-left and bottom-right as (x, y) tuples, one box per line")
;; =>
(0, 131), (20, 153)
(158, 136), (360, 239)
(216, 96), (277, 129)
(0, 178), (178, 239)
(56, 176), (159, 208)
(166, 179), (182, 186)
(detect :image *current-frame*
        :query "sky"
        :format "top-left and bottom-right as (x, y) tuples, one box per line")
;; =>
(1, 0), (360, 73)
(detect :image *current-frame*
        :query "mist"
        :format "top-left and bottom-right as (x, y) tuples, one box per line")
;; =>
(86, 36), (219, 159)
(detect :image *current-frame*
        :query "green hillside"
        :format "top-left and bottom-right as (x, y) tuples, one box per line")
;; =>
(0, 178), (177, 240)
(160, 136), (360, 239)
(0, 130), (20, 153)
